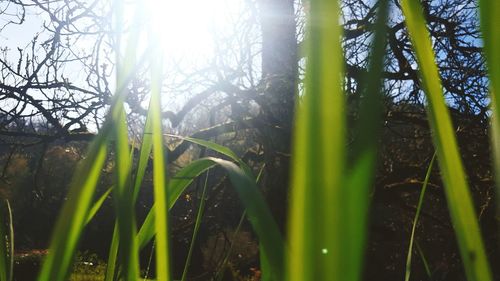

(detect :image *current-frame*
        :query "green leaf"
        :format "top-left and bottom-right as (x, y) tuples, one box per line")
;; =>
(400, 1), (492, 280)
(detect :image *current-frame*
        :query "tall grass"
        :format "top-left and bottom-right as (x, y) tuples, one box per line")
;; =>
(287, 1), (346, 279)
(288, 0), (494, 280)
(400, 1), (492, 280)
(479, 0), (500, 215)
(1, 0), (496, 281)
(33, 3), (283, 280)
(287, 0), (388, 280)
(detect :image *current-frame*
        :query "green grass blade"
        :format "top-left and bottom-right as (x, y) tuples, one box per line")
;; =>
(165, 134), (253, 176)
(400, 1), (492, 280)
(37, 130), (109, 281)
(405, 153), (436, 281)
(136, 157), (284, 279)
(101, 80), (154, 281)
(209, 158), (284, 280)
(287, 0), (344, 279)
(5, 201), (12, 281)
(0, 200), (13, 281)
(107, 1), (146, 278)
(165, 134), (240, 162)
(249, 165), (274, 281)
(112, 108), (140, 281)
(102, 74), (154, 281)
(479, 0), (500, 214)
(0, 201), (6, 281)
(133, 102), (154, 202)
(215, 165), (264, 281)
(137, 210), (156, 251)
(214, 210), (247, 281)
(137, 158), (220, 249)
(343, 2), (389, 280)
(104, 223), (120, 281)
(352, 0), (389, 159)
(416, 241), (432, 278)
(342, 154), (376, 278)
(150, 45), (171, 281)
(85, 187), (113, 225)
(37, 1), (144, 280)
(180, 171), (210, 281)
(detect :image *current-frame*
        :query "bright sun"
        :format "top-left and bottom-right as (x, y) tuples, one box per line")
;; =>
(144, 0), (241, 65)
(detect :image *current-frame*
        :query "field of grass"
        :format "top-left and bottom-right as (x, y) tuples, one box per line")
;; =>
(0, 0), (499, 280)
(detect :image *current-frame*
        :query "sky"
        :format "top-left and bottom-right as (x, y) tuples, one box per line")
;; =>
(0, 0), (253, 131)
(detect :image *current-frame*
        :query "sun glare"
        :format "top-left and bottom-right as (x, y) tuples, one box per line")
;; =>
(144, 0), (240, 65)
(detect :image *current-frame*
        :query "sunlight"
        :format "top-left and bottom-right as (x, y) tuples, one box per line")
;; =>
(144, 0), (240, 65)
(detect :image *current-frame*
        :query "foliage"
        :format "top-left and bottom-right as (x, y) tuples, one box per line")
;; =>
(0, 0), (498, 281)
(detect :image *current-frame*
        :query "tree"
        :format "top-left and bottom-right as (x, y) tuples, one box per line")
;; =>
(0, 0), (486, 156)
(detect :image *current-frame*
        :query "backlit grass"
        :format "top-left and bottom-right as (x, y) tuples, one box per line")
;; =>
(0, 0), (497, 281)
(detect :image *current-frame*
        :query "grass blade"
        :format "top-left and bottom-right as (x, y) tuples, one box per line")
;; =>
(165, 134), (240, 163)
(400, 1), (492, 280)
(102, 89), (154, 281)
(136, 134), (254, 250)
(479, 0), (500, 216)
(37, 1), (144, 280)
(37, 130), (109, 281)
(180, 171), (209, 281)
(165, 134), (253, 176)
(214, 210), (247, 281)
(208, 158), (284, 280)
(416, 241), (432, 278)
(404, 153), (436, 281)
(104, 223), (120, 281)
(112, 108), (140, 281)
(136, 157), (284, 279)
(149, 40), (171, 281)
(342, 1), (389, 280)
(0, 200), (13, 281)
(133, 101), (154, 202)
(137, 158), (217, 249)
(85, 187), (113, 225)
(287, 0), (344, 279)
(102, 91), (154, 281)
(5, 201), (12, 281)
(214, 165), (265, 281)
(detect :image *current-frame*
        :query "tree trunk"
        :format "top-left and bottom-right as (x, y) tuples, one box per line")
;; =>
(257, 0), (297, 232)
